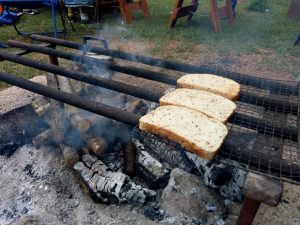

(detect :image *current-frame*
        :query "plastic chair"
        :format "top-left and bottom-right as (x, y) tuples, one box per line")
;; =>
(0, 0), (72, 37)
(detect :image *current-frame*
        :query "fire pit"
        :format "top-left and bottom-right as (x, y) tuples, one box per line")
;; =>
(0, 35), (299, 225)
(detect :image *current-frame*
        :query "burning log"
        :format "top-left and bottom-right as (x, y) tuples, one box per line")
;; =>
(86, 137), (108, 157)
(122, 141), (137, 177)
(137, 151), (170, 189)
(74, 155), (156, 204)
(32, 129), (53, 149)
(31, 95), (51, 116)
(132, 131), (198, 175)
(68, 109), (91, 133)
(61, 144), (80, 168)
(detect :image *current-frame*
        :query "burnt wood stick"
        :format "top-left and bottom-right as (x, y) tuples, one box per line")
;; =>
(1, 47), (298, 116)
(0, 50), (164, 102)
(0, 71), (140, 126)
(30, 35), (299, 96)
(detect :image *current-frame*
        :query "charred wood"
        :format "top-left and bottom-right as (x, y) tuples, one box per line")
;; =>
(74, 155), (156, 204)
(137, 151), (170, 189)
(132, 131), (199, 175)
(122, 141), (137, 177)
(86, 137), (108, 157)
(61, 144), (80, 168)
(32, 129), (54, 149)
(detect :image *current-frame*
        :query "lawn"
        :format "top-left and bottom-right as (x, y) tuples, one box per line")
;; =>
(0, 0), (299, 89)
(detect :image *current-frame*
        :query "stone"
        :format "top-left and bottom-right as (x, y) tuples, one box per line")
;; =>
(160, 168), (226, 224)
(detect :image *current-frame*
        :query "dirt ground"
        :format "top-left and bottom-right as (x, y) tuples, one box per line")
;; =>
(0, 38), (299, 225)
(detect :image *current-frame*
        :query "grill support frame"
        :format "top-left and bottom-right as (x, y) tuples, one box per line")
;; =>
(0, 36), (299, 185)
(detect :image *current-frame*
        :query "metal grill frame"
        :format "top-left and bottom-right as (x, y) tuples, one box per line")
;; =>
(0, 35), (299, 184)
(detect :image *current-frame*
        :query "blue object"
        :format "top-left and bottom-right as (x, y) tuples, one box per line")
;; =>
(0, 0), (67, 37)
(0, 11), (19, 25)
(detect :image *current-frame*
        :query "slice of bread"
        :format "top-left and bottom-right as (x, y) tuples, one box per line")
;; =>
(139, 105), (228, 160)
(159, 88), (236, 123)
(177, 74), (241, 100)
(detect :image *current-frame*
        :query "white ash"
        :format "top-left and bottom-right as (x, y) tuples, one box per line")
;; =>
(74, 155), (156, 204)
(137, 151), (170, 188)
(186, 152), (246, 202)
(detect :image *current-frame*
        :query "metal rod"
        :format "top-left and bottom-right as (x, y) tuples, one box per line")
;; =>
(229, 113), (298, 142)
(7, 40), (178, 86)
(0, 51), (163, 102)
(220, 143), (300, 183)
(30, 34), (299, 96)
(0, 51), (297, 140)
(0, 71), (139, 126)
(7, 40), (299, 116)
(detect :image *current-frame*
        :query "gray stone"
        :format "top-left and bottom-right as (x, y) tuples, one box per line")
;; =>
(160, 168), (225, 224)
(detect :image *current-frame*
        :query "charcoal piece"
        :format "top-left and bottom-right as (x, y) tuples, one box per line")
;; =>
(74, 155), (156, 204)
(186, 152), (246, 202)
(143, 206), (165, 221)
(132, 132), (198, 175)
(186, 152), (231, 188)
(32, 129), (54, 149)
(61, 144), (80, 168)
(122, 141), (137, 177)
(137, 151), (170, 189)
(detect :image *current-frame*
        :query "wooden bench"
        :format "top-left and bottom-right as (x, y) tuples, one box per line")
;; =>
(95, 0), (150, 24)
(169, 0), (234, 32)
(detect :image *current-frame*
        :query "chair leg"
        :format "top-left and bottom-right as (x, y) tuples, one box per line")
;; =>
(169, 0), (184, 28)
(50, 1), (58, 37)
(141, 0), (150, 17)
(226, 0), (234, 26)
(186, 0), (199, 22)
(210, 0), (221, 33)
(119, 0), (132, 24)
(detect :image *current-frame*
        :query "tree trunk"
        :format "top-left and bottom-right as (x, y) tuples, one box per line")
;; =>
(288, 0), (300, 19)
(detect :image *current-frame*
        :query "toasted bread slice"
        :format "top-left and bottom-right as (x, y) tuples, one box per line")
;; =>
(159, 88), (236, 123)
(177, 74), (241, 100)
(139, 105), (228, 160)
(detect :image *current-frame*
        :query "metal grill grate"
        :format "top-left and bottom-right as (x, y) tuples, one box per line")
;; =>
(132, 78), (300, 185)
(1, 36), (299, 184)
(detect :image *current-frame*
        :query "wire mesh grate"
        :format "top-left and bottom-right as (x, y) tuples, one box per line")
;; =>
(132, 77), (300, 184)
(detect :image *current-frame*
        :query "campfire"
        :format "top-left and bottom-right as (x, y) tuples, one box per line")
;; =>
(0, 35), (299, 224)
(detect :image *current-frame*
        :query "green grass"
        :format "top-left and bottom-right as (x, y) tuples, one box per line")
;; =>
(0, 0), (299, 89)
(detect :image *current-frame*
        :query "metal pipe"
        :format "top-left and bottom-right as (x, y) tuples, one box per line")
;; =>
(30, 34), (299, 96)
(0, 71), (139, 126)
(0, 51), (163, 102)
(7, 40), (178, 86)
(7, 40), (299, 116)
(229, 114), (298, 142)
(220, 143), (300, 184)
(2, 48), (296, 139)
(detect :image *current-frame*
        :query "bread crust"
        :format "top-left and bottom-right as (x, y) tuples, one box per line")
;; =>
(139, 106), (228, 160)
(177, 74), (241, 101)
(159, 88), (236, 123)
